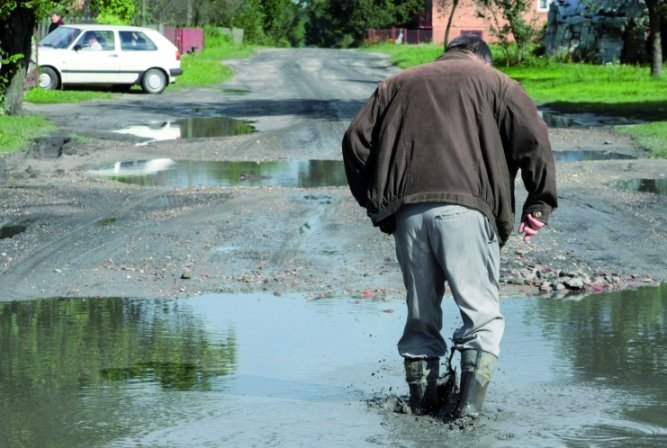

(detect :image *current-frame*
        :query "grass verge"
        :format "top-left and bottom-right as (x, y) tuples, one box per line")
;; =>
(25, 88), (114, 104)
(616, 123), (667, 159)
(363, 43), (667, 158)
(0, 114), (54, 154)
(175, 27), (256, 89)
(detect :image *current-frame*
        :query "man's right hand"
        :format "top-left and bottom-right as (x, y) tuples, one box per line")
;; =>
(518, 214), (545, 242)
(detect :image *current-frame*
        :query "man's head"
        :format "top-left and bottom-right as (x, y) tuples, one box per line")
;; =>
(445, 34), (493, 65)
(51, 12), (61, 23)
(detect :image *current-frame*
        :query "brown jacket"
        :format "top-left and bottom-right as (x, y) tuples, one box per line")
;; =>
(342, 51), (557, 245)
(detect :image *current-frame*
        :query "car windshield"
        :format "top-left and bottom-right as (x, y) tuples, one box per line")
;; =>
(40, 26), (82, 49)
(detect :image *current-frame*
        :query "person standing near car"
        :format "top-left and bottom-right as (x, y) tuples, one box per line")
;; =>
(342, 34), (557, 419)
(48, 11), (65, 34)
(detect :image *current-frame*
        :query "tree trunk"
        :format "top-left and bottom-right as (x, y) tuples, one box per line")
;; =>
(0, 4), (36, 115)
(2, 70), (27, 115)
(444, 0), (459, 48)
(647, 0), (663, 77)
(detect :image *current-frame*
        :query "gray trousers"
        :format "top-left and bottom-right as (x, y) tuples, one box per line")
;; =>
(393, 203), (504, 359)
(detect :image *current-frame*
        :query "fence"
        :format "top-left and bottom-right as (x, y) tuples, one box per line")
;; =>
(163, 27), (204, 54)
(367, 27), (433, 45)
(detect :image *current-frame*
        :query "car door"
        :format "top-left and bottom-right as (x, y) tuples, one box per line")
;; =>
(117, 30), (161, 83)
(61, 30), (120, 85)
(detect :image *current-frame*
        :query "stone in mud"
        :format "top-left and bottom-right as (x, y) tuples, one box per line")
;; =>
(564, 277), (585, 290)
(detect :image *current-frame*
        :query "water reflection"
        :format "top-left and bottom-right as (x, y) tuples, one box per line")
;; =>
(530, 285), (667, 446)
(0, 297), (236, 448)
(89, 159), (348, 188)
(609, 178), (667, 195)
(540, 109), (644, 128)
(113, 116), (256, 143)
(89, 154), (646, 188)
(553, 150), (636, 162)
(1, 286), (665, 447)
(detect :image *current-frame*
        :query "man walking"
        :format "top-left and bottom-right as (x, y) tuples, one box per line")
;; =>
(342, 35), (557, 419)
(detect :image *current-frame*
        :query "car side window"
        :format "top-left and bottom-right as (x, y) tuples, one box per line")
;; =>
(119, 31), (157, 51)
(77, 31), (114, 51)
(97, 31), (115, 51)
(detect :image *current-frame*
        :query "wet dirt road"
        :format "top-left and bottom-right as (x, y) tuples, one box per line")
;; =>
(1, 48), (665, 302)
(0, 47), (666, 447)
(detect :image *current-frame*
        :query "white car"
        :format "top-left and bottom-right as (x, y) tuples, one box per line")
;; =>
(38, 24), (183, 94)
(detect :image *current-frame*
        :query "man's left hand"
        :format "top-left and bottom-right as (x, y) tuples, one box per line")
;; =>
(518, 214), (545, 242)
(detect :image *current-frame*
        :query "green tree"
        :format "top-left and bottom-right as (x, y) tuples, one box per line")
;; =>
(260, 0), (303, 46)
(645, 0), (665, 77)
(235, 0), (266, 43)
(0, 1), (66, 115)
(89, 0), (136, 24)
(304, 0), (424, 48)
(475, 0), (536, 65)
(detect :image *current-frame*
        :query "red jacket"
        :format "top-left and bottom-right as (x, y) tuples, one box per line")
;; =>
(342, 51), (557, 245)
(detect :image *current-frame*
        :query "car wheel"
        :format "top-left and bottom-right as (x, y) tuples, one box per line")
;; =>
(38, 67), (59, 90)
(141, 68), (167, 94)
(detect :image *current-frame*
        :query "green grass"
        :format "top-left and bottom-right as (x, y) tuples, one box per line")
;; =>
(363, 42), (444, 68)
(174, 28), (256, 89)
(0, 114), (54, 153)
(616, 122), (667, 159)
(25, 88), (114, 104)
(364, 42), (667, 158)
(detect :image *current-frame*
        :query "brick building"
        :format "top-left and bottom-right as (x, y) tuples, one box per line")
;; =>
(427, 0), (555, 44)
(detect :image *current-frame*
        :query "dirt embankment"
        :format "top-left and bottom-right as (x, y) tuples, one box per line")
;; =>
(1, 49), (665, 302)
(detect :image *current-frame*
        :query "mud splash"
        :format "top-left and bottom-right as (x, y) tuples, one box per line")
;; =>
(1, 285), (665, 447)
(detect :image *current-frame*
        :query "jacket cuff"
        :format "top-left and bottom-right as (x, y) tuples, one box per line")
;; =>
(522, 206), (551, 224)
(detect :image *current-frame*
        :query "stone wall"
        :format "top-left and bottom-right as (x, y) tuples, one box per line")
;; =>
(544, 0), (647, 63)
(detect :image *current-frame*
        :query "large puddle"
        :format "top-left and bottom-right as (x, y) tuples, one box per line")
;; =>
(89, 152), (637, 187)
(1, 285), (665, 447)
(89, 159), (348, 188)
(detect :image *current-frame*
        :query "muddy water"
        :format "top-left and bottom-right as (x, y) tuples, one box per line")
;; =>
(89, 159), (348, 188)
(1, 285), (665, 447)
(113, 117), (256, 143)
(539, 110), (644, 128)
(89, 151), (639, 188)
(609, 178), (667, 195)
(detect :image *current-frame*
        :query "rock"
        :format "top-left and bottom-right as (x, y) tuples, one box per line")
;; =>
(564, 277), (585, 290)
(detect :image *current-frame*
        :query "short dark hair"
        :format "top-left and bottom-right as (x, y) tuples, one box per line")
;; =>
(445, 34), (493, 65)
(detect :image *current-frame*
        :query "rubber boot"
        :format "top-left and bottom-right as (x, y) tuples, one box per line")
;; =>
(454, 349), (497, 419)
(404, 358), (439, 416)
